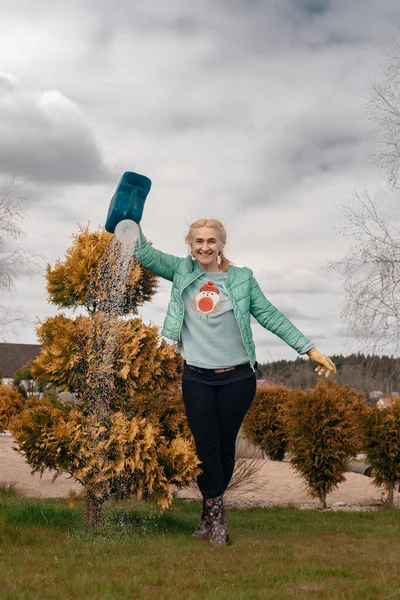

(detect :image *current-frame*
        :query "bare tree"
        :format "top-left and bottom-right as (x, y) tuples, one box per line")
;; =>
(0, 179), (37, 333)
(328, 193), (400, 354)
(328, 41), (400, 354)
(369, 40), (400, 189)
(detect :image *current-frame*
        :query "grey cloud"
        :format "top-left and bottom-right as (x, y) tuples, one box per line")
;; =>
(0, 137), (109, 185)
(253, 331), (327, 350)
(286, 133), (363, 179)
(297, 0), (331, 16)
(0, 84), (110, 185)
(2, 0), (399, 57)
(259, 271), (338, 295)
(166, 112), (223, 133)
(0, 72), (19, 94)
(264, 279), (338, 296)
(151, 303), (171, 315)
(89, 3), (383, 207)
(251, 302), (309, 322)
(276, 306), (309, 321)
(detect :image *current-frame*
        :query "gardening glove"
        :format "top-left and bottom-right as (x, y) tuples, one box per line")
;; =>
(306, 348), (336, 378)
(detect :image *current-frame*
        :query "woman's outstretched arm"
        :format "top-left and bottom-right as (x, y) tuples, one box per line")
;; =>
(131, 225), (183, 282)
(249, 275), (336, 377)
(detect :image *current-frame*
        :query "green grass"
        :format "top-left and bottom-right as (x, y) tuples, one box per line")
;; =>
(1, 493), (400, 600)
(0, 480), (24, 499)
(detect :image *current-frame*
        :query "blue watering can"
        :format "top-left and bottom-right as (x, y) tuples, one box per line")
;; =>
(105, 171), (152, 234)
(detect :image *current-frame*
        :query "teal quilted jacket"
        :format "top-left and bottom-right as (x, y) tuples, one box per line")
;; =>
(132, 227), (314, 366)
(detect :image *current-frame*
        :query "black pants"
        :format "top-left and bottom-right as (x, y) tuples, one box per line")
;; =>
(182, 371), (256, 499)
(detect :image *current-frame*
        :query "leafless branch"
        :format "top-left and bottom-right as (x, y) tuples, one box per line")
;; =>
(0, 179), (39, 293)
(369, 42), (400, 189)
(328, 192), (400, 353)
(0, 179), (40, 332)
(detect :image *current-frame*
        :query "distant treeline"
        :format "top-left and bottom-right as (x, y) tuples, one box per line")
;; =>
(257, 354), (400, 400)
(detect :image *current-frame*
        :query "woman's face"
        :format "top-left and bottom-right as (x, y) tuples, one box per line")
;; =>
(191, 226), (223, 271)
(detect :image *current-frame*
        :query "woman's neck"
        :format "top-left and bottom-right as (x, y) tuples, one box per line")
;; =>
(199, 266), (221, 273)
(196, 260), (221, 273)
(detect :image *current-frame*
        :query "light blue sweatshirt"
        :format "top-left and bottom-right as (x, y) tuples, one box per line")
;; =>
(179, 271), (250, 369)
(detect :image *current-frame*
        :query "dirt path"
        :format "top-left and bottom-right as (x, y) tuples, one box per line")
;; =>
(2, 431), (398, 510)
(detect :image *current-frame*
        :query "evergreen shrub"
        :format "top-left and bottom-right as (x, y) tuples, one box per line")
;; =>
(363, 399), (400, 506)
(243, 385), (289, 460)
(9, 226), (200, 526)
(0, 385), (25, 431)
(284, 380), (366, 508)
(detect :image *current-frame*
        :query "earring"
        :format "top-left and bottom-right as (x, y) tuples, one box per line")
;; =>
(217, 253), (222, 265)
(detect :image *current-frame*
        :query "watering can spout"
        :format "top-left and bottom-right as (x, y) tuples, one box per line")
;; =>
(105, 171), (152, 234)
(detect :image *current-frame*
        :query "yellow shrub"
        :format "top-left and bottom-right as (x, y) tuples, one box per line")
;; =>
(285, 380), (366, 507)
(11, 224), (199, 524)
(0, 385), (25, 430)
(243, 385), (290, 460)
(363, 399), (400, 506)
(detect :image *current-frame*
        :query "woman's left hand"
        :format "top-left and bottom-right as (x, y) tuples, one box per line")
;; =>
(306, 348), (337, 378)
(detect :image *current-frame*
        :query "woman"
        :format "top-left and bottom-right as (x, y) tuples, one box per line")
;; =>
(132, 218), (336, 546)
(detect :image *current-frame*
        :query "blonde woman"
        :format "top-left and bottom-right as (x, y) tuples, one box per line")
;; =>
(132, 218), (336, 546)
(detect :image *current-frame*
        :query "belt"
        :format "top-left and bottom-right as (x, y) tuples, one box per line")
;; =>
(187, 364), (236, 375)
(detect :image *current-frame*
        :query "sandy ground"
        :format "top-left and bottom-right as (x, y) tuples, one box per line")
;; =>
(1, 430), (399, 510)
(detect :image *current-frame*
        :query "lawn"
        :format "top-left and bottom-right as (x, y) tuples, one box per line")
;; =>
(1, 486), (400, 600)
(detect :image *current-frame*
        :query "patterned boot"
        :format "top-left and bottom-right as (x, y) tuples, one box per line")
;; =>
(208, 494), (230, 547)
(191, 497), (212, 539)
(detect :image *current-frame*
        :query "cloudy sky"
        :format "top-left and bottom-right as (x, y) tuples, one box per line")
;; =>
(1, 0), (400, 363)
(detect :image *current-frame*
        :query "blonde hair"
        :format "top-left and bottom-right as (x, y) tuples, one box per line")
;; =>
(185, 218), (232, 272)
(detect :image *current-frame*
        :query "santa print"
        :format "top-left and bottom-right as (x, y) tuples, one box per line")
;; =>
(190, 281), (222, 314)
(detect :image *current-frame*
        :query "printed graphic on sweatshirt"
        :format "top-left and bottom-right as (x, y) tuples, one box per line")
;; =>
(190, 280), (222, 314)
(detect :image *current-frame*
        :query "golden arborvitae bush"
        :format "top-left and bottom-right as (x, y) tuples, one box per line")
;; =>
(46, 225), (158, 313)
(0, 385), (25, 430)
(363, 399), (400, 506)
(284, 380), (366, 508)
(12, 403), (199, 512)
(243, 385), (290, 461)
(10, 225), (200, 526)
(31, 312), (185, 410)
(31, 314), (90, 395)
(11, 396), (72, 472)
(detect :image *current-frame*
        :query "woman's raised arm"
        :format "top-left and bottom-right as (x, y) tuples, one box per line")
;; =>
(131, 225), (183, 282)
